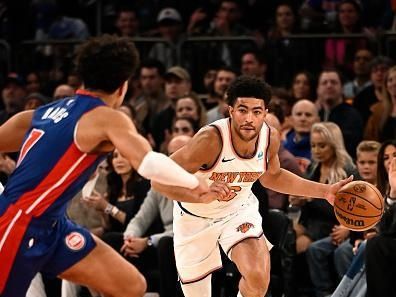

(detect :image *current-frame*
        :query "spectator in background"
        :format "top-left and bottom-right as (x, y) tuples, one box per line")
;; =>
(316, 69), (363, 158)
(324, 0), (369, 78)
(269, 87), (295, 134)
(299, 0), (342, 32)
(82, 149), (150, 235)
(365, 65), (396, 141)
(206, 0), (250, 36)
(149, 8), (186, 70)
(0, 73), (26, 124)
(290, 71), (316, 102)
(25, 72), (42, 95)
(353, 55), (393, 125)
(114, 7), (140, 37)
(240, 49), (267, 82)
(151, 66), (191, 150)
(171, 117), (198, 139)
(265, 112), (302, 210)
(53, 84), (75, 100)
(343, 48), (373, 103)
(47, 6), (90, 40)
(132, 59), (166, 133)
(206, 67), (237, 123)
(202, 68), (218, 96)
(267, 2), (307, 86)
(23, 92), (48, 110)
(284, 99), (319, 173)
(159, 93), (206, 152)
(175, 93), (207, 128)
(206, 0), (251, 68)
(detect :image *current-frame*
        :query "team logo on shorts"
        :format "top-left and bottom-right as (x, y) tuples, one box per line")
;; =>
(236, 222), (254, 233)
(65, 232), (86, 251)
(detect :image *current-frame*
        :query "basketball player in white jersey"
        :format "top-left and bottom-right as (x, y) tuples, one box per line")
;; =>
(153, 76), (352, 297)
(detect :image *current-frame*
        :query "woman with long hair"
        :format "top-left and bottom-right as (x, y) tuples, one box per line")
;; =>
(293, 122), (357, 253)
(365, 65), (396, 141)
(82, 149), (150, 233)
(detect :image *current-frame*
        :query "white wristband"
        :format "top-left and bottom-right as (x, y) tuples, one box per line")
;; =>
(137, 151), (199, 189)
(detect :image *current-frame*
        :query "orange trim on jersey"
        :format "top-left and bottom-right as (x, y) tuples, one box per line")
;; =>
(227, 119), (260, 160)
(198, 125), (223, 172)
(178, 265), (223, 284)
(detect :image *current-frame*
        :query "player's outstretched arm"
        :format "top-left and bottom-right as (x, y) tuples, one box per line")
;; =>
(258, 128), (352, 205)
(0, 110), (34, 152)
(77, 107), (203, 191)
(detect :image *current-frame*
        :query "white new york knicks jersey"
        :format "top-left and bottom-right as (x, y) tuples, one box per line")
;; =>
(179, 118), (271, 218)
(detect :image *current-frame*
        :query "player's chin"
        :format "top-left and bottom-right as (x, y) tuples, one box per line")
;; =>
(240, 129), (257, 139)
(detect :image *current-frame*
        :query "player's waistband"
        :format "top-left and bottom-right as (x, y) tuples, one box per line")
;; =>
(0, 204), (62, 229)
(177, 202), (208, 219)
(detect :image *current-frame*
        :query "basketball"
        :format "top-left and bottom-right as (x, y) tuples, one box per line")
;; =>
(334, 181), (384, 231)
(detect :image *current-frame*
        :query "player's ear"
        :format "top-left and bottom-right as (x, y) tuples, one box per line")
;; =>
(228, 105), (234, 118)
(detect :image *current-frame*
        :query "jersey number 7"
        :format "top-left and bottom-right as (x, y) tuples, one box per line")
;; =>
(16, 129), (45, 167)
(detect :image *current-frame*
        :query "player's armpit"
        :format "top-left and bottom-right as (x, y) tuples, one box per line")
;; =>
(0, 110), (34, 152)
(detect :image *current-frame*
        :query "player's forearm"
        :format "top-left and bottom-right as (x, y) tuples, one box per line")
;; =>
(151, 181), (202, 203)
(261, 168), (330, 199)
(137, 151), (199, 189)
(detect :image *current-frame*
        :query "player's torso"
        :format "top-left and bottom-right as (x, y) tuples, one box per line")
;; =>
(179, 118), (271, 218)
(0, 92), (106, 219)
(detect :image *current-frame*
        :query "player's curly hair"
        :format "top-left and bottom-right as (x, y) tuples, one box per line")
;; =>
(75, 34), (139, 93)
(226, 76), (272, 107)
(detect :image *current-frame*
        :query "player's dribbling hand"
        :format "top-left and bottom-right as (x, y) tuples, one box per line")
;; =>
(325, 175), (354, 205)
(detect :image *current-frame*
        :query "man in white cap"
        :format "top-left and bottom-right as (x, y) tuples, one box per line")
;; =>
(149, 7), (186, 69)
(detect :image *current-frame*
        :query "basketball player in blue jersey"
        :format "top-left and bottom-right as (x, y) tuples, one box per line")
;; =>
(0, 35), (229, 297)
(153, 76), (353, 297)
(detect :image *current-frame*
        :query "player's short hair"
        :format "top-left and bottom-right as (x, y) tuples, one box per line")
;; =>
(75, 34), (139, 93)
(226, 75), (272, 107)
(356, 140), (381, 158)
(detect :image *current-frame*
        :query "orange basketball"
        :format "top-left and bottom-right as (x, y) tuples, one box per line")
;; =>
(334, 181), (384, 231)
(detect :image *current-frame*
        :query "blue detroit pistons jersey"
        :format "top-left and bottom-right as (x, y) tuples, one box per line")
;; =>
(0, 91), (107, 294)
(0, 92), (106, 219)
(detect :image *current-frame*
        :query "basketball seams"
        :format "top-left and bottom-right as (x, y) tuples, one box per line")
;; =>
(334, 203), (382, 218)
(337, 190), (382, 211)
(365, 182), (384, 209)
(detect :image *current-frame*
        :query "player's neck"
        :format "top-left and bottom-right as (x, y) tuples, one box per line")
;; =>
(78, 88), (119, 108)
(231, 130), (258, 158)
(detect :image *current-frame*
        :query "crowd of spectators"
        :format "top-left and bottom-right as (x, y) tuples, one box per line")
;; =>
(1, 0), (396, 297)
